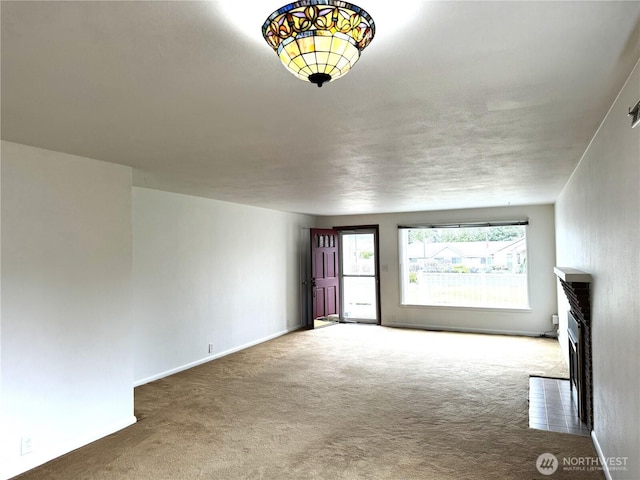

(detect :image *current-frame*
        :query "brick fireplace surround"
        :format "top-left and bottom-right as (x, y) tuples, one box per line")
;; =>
(554, 267), (593, 431)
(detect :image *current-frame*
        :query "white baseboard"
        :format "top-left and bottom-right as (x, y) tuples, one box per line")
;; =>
(134, 324), (302, 387)
(591, 430), (613, 480)
(3, 325), (304, 479)
(2, 415), (137, 480)
(384, 322), (547, 338)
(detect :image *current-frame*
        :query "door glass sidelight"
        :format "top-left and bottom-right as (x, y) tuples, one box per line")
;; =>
(341, 232), (377, 322)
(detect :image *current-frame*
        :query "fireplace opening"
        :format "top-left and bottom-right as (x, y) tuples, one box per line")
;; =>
(567, 312), (585, 421)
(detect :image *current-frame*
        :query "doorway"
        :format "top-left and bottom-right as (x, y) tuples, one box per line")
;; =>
(339, 227), (380, 324)
(303, 226), (381, 328)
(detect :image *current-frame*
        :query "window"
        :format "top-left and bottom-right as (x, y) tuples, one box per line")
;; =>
(399, 222), (529, 309)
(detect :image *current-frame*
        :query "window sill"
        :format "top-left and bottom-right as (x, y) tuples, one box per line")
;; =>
(399, 303), (532, 314)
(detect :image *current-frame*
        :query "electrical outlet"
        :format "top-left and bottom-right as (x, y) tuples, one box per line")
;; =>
(21, 436), (33, 456)
(552, 315), (559, 325)
(208, 343), (214, 354)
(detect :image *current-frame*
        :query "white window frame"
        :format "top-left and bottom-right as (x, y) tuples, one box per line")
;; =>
(398, 221), (530, 310)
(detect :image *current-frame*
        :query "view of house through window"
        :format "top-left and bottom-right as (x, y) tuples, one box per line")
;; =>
(400, 224), (529, 309)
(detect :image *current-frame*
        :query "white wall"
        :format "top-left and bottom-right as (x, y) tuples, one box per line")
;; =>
(0, 143), (315, 477)
(0, 142), (136, 479)
(318, 204), (557, 336)
(555, 60), (639, 480)
(133, 187), (314, 385)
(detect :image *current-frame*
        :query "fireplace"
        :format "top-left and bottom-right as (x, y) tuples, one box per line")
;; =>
(554, 267), (592, 431)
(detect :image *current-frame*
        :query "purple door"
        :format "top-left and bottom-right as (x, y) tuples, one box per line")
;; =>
(310, 228), (340, 324)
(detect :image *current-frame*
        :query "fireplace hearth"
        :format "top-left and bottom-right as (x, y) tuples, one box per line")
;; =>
(554, 267), (593, 431)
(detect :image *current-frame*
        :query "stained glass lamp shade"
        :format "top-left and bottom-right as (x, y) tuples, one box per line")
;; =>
(262, 1), (375, 87)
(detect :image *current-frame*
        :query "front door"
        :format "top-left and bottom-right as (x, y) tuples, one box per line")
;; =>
(310, 228), (340, 327)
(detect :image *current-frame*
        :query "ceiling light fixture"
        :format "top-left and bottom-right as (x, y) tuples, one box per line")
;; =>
(629, 99), (640, 128)
(262, 1), (375, 87)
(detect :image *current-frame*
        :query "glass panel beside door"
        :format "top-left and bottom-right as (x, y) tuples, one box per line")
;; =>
(340, 231), (378, 322)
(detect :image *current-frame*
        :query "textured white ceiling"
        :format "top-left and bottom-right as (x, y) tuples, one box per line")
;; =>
(2, 1), (639, 215)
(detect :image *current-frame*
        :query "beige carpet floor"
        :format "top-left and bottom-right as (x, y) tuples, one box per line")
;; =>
(15, 325), (604, 479)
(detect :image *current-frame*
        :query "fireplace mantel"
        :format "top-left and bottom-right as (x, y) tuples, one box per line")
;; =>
(554, 267), (592, 283)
